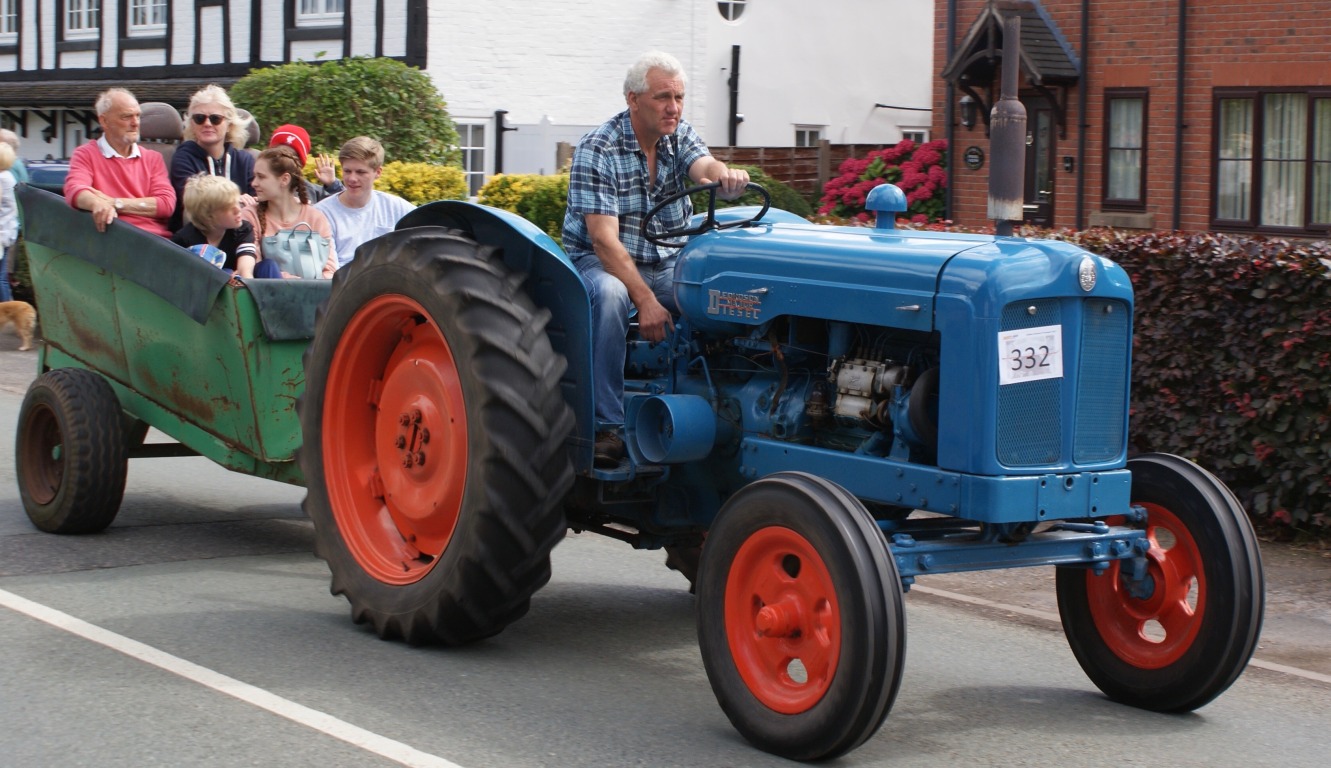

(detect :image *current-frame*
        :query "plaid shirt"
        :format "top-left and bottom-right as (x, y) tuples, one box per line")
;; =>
(563, 110), (710, 265)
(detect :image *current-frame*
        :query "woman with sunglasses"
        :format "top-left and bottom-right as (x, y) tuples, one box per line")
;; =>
(168, 84), (256, 232)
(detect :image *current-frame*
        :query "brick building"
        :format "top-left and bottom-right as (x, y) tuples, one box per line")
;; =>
(935, 0), (1331, 235)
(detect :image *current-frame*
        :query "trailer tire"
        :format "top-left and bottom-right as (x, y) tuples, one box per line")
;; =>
(299, 228), (574, 646)
(1056, 453), (1264, 712)
(697, 472), (905, 760)
(16, 368), (128, 533)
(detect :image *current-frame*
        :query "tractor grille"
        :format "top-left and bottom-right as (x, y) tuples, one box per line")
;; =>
(1074, 298), (1130, 462)
(996, 298), (1130, 468)
(997, 300), (1062, 466)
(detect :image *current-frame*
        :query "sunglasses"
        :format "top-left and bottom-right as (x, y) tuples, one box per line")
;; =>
(191, 113), (226, 126)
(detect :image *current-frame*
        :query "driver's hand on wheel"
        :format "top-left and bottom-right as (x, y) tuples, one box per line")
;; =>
(703, 168), (751, 201)
(636, 297), (673, 343)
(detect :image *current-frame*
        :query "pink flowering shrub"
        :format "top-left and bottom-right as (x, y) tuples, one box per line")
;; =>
(818, 139), (949, 224)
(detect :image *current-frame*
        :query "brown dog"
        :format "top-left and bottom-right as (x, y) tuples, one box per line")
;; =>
(0, 300), (37, 351)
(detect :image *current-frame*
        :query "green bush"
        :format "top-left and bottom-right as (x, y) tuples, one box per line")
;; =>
(690, 165), (813, 218)
(477, 173), (569, 244)
(374, 161), (468, 205)
(230, 57), (461, 165)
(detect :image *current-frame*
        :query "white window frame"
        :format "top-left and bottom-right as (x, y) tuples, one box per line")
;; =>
(902, 129), (930, 144)
(794, 125), (823, 148)
(718, 1), (748, 22)
(65, 0), (101, 40)
(456, 122), (487, 198)
(127, 0), (167, 38)
(297, 0), (345, 28)
(0, 0), (19, 44)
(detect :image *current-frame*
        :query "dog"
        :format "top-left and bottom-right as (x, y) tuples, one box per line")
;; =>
(0, 300), (37, 351)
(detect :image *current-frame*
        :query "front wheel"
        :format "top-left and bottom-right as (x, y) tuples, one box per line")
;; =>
(299, 228), (574, 645)
(1056, 453), (1264, 712)
(16, 368), (128, 533)
(697, 473), (905, 761)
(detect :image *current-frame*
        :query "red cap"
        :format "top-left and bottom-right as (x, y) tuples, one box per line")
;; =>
(269, 124), (311, 166)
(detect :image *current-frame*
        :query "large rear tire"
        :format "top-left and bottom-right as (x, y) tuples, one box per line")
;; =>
(299, 228), (574, 645)
(1056, 453), (1264, 712)
(16, 368), (128, 533)
(697, 472), (905, 761)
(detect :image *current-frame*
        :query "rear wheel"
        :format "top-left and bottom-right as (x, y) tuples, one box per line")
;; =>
(697, 472), (905, 760)
(299, 228), (574, 645)
(16, 368), (128, 533)
(1056, 453), (1264, 712)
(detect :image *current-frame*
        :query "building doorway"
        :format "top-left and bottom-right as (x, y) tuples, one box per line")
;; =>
(1023, 98), (1056, 226)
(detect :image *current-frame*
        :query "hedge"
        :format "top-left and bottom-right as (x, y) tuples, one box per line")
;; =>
(230, 57), (461, 165)
(477, 173), (569, 244)
(1036, 229), (1330, 536)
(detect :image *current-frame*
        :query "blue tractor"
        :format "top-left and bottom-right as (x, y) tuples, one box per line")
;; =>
(297, 183), (1264, 761)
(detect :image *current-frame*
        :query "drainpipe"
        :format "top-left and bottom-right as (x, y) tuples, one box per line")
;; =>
(1173, 0), (1187, 230)
(945, 0), (957, 221)
(494, 109), (518, 174)
(1076, 0), (1088, 230)
(989, 7), (1026, 236)
(728, 45), (743, 146)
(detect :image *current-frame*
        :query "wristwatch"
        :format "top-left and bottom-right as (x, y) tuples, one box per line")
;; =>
(114, 198), (124, 211)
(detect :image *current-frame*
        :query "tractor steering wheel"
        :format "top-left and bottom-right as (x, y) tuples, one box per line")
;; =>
(642, 181), (771, 247)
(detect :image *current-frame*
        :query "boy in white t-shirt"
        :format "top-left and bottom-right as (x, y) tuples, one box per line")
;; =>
(315, 136), (415, 267)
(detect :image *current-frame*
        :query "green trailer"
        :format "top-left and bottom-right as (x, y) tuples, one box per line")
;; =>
(14, 185), (328, 532)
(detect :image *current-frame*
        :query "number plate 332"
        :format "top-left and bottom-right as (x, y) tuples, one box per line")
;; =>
(997, 325), (1063, 385)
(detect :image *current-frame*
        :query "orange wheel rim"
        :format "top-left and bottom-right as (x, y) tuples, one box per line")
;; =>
(724, 526), (841, 714)
(323, 294), (468, 585)
(1086, 502), (1206, 669)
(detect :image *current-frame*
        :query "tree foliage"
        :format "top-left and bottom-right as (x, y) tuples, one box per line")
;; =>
(230, 57), (460, 165)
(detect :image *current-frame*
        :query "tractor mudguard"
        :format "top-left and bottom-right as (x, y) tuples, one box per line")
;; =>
(395, 202), (596, 470)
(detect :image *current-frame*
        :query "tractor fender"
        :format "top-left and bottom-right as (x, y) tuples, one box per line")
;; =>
(394, 201), (595, 470)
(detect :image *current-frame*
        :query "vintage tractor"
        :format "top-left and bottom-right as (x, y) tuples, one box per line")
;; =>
(15, 182), (1264, 761)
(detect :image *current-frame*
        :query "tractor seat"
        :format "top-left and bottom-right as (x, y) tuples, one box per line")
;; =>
(139, 101), (183, 166)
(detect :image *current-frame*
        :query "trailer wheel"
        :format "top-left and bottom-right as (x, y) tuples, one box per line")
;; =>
(697, 472), (904, 761)
(16, 368), (128, 533)
(1056, 453), (1264, 712)
(299, 228), (574, 645)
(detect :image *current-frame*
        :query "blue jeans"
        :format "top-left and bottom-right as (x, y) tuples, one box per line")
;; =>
(0, 248), (12, 302)
(574, 254), (678, 426)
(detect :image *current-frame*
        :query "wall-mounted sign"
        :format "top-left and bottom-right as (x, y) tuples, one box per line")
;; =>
(964, 146), (985, 171)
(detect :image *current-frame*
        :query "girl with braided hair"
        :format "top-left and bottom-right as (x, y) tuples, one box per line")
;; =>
(241, 145), (338, 278)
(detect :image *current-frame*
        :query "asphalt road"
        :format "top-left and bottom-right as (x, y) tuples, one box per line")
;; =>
(1, 344), (1329, 767)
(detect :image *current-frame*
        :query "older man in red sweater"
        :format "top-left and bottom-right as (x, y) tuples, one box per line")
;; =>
(64, 88), (175, 237)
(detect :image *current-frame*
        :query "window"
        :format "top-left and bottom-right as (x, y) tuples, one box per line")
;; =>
(127, 0), (166, 37)
(902, 130), (929, 144)
(718, 1), (747, 22)
(0, 0), (17, 43)
(65, 0), (100, 39)
(794, 126), (822, 148)
(1216, 98), (1253, 221)
(457, 123), (486, 197)
(1213, 89), (1331, 231)
(1104, 90), (1147, 208)
(298, 0), (344, 27)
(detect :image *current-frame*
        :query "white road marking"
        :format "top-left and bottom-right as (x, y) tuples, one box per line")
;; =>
(911, 584), (1331, 686)
(0, 587), (465, 768)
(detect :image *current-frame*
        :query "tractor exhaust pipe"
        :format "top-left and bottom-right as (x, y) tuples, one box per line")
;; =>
(988, 5), (1027, 236)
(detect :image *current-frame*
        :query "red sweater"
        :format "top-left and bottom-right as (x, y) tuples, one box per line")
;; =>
(64, 140), (176, 238)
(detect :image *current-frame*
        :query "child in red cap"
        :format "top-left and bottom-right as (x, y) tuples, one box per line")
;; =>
(268, 124), (344, 203)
